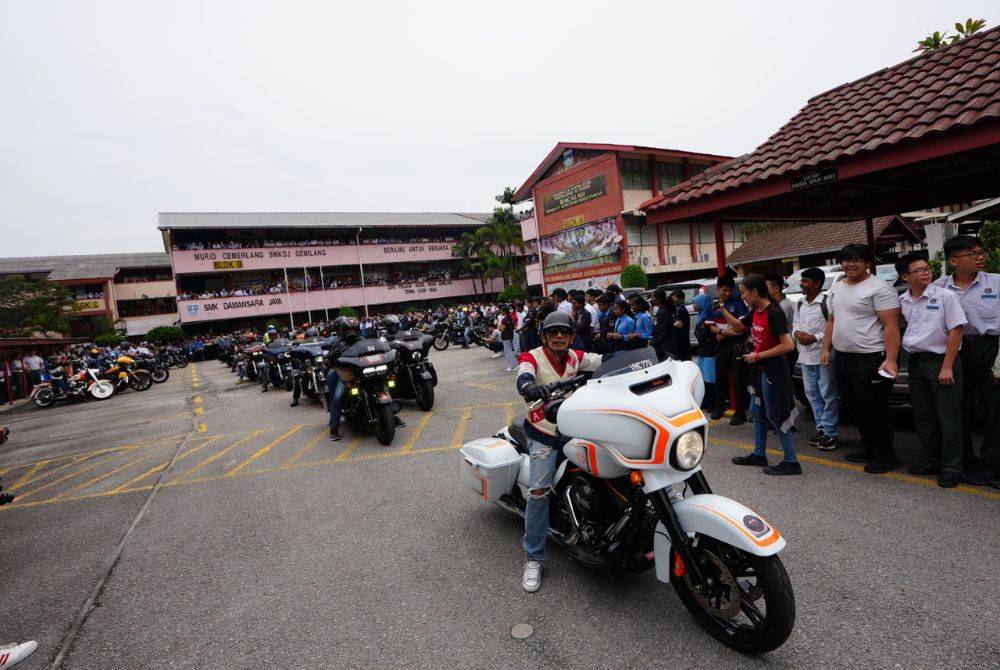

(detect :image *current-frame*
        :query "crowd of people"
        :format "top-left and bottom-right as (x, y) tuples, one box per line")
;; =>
(172, 233), (459, 251)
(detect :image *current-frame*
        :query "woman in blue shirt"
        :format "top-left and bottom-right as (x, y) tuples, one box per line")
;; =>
(628, 295), (654, 350)
(605, 300), (636, 358)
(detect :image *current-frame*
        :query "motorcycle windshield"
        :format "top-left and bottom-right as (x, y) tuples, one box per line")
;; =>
(591, 349), (660, 379)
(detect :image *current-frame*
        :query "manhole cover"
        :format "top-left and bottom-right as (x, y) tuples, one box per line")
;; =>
(511, 623), (533, 639)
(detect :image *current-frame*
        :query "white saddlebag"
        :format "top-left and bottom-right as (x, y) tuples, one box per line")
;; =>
(460, 437), (521, 504)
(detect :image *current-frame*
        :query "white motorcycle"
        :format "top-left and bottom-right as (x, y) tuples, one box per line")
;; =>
(459, 349), (794, 653)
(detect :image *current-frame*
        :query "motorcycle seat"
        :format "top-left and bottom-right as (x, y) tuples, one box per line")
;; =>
(507, 418), (528, 454)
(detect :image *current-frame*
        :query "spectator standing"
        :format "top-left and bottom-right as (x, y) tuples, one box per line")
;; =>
(594, 293), (613, 355)
(792, 267), (838, 450)
(729, 274), (800, 476)
(709, 276), (751, 425)
(765, 273), (795, 325)
(570, 292), (593, 352)
(500, 309), (517, 371)
(523, 297), (542, 351)
(896, 253), (966, 488)
(552, 288), (573, 315)
(584, 289), (601, 341)
(693, 293), (717, 410)
(22, 350), (44, 390)
(9, 357), (23, 399)
(933, 235), (1000, 487)
(606, 284), (628, 306)
(628, 296), (654, 350)
(670, 290), (692, 361)
(821, 243), (902, 474)
(604, 300), (635, 359)
(651, 289), (678, 361)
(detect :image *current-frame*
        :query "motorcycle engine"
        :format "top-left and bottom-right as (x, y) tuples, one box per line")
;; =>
(565, 476), (626, 548)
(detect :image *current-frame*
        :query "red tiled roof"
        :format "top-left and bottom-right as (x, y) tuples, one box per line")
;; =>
(643, 27), (1000, 215)
(726, 217), (911, 264)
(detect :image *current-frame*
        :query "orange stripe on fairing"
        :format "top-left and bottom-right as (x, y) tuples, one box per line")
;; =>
(687, 503), (781, 548)
(579, 406), (703, 466)
(585, 443), (600, 476)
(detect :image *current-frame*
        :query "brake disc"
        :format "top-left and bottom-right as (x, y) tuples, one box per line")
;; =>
(683, 548), (741, 619)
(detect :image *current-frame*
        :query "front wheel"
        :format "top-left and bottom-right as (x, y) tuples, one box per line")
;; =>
(151, 367), (169, 383)
(433, 335), (449, 351)
(670, 537), (794, 654)
(174, 355), (189, 368)
(414, 378), (434, 411)
(374, 402), (396, 445)
(90, 380), (115, 400)
(129, 371), (153, 391)
(33, 387), (55, 408)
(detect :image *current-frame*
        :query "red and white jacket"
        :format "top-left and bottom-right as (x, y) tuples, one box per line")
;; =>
(515, 346), (602, 440)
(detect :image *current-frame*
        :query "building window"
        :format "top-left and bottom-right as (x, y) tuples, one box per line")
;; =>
(657, 161), (685, 190)
(620, 158), (651, 190)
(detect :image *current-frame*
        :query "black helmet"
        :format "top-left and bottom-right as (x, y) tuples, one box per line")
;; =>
(305, 327), (318, 338)
(339, 317), (361, 345)
(384, 314), (400, 334)
(541, 310), (573, 333)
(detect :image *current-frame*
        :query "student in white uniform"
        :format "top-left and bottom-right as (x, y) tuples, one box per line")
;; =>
(897, 253), (966, 488)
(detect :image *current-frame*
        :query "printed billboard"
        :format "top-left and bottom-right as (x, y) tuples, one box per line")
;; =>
(539, 216), (627, 284)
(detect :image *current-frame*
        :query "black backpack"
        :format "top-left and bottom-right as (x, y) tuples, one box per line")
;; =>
(796, 294), (828, 321)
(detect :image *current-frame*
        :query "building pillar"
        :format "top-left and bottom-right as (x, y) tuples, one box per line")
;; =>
(656, 223), (666, 265)
(714, 215), (727, 276)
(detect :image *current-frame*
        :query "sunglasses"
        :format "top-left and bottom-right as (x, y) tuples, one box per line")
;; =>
(545, 327), (573, 337)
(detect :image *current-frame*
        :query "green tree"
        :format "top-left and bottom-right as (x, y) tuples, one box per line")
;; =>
(914, 18), (986, 53)
(0, 276), (74, 338)
(497, 284), (526, 303)
(146, 325), (184, 343)
(337, 306), (358, 318)
(620, 264), (648, 289)
(979, 220), (1000, 274)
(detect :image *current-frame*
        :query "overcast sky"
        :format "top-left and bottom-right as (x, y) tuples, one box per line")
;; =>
(0, 1), (993, 256)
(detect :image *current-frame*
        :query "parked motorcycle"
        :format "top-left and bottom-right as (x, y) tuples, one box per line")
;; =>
(386, 329), (437, 411)
(99, 356), (153, 393)
(161, 347), (189, 368)
(31, 361), (115, 407)
(290, 337), (330, 409)
(134, 354), (170, 383)
(430, 319), (486, 351)
(326, 337), (399, 445)
(263, 338), (295, 391)
(459, 349), (794, 653)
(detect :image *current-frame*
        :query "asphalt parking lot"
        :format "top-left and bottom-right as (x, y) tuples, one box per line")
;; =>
(1, 348), (997, 669)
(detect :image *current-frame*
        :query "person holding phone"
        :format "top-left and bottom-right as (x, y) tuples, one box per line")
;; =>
(728, 275), (800, 476)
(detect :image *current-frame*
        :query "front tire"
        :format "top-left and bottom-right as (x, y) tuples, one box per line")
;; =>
(174, 355), (189, 368)
(374, 403), (396, 445)
(433, 336), (449, 351)
(151, 367), (169, 383)
(414, 378), (434, 411)
(33, 387), (55, 408)
(129, 372), (153, 391)
(90, 381), (115, 400)
(670, 538), (794, 654)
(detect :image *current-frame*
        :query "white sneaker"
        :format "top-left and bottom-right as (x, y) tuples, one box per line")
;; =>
(490, 352), (503, 358)
(0, 641), (38, 669)
(505, 367), (514, 372)
(522, 560), (542, 592)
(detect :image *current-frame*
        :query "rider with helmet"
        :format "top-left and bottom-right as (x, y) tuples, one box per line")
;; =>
(325, 317), (360, 440)
(514, 310), (603, 593)
(289, 327), (321, 407)
(263, 325), (278, 345)
(383, 314), (401, 338)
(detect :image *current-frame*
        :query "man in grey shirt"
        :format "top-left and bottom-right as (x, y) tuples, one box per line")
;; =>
(821, 244), (902, 473)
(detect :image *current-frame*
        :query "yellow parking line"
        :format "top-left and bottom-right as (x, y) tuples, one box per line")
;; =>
(400, 411), (434, 454)
(52, 454), (154, 499)
(193, 407), (204, 415)
(451, 407), (472, 448)
(174, 431), (262, 482)
(199, 423), (207, 433)
(226, 424), (304, 476)
(712, 437), (1000, 502)
(13, 450), (141, 502)
(335, 436), (362, 461)
(7, 460), (50, 492)
(111, 436), (222, 492)
(193, 396), (202, 403)
(283, 426), (329, 467)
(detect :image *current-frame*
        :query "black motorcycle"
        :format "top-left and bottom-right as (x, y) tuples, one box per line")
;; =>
(134, 354), (170, 383)
(387, 329), (437, 411)
(161, 347), (189, 368)
(327, 338), (399, 445)
(262, 338), (295, 392)
(430, 319), (486, 351)
(290, 337), (330, 409)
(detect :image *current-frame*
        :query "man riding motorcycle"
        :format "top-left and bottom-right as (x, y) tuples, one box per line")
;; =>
(263, 325), (278, 345)
(514, 310), (603, 592)
(289, 327), (319, 407)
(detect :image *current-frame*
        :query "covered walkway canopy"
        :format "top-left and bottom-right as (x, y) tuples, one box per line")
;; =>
(641, 27), (1000, 273)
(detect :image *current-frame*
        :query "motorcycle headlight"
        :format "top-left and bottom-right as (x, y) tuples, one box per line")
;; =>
(314, 356), (324, 363)
(362, 364), (389, 375)
(673, 431), (704, 471)
(411, 352), (421, 360)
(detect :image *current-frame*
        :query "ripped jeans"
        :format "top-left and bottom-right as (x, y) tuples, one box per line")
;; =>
(522, 435), (561, 561)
